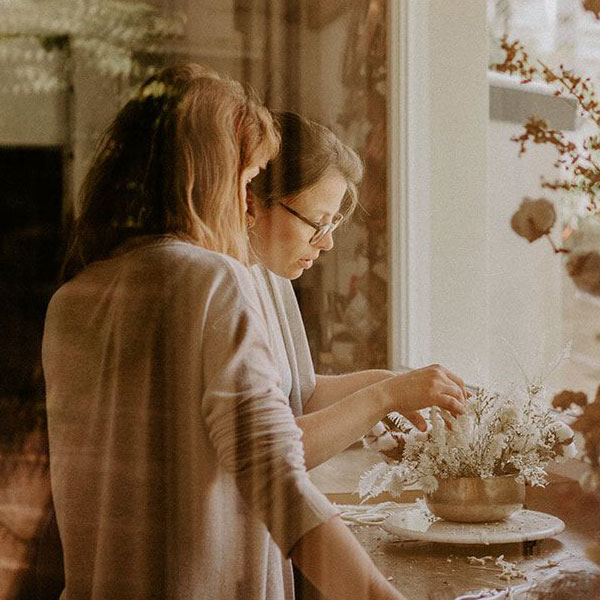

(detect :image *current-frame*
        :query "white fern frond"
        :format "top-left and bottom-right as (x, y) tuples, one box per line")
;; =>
(357, 462), (394, 501)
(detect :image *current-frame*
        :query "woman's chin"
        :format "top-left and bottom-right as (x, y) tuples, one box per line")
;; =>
(288, 268), (304, 280)
(261, 259), (305, 280)
(281, 265), (304, 280)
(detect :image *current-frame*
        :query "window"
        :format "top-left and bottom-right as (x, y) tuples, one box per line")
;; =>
(485, 0), (600, 392)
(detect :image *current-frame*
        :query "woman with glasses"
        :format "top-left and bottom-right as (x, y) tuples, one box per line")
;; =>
(247, 111), (468, 471)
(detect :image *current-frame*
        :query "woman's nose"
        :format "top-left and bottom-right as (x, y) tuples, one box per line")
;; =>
(315, 230), (334, 251)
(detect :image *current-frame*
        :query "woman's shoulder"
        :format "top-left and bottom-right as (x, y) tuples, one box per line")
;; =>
(134, 238), (254, 284)
(162, 242), (262, 310)
(54, 239), (259, 311)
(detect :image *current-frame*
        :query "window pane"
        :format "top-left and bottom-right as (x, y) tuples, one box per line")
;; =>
(488, 0), (600, 392)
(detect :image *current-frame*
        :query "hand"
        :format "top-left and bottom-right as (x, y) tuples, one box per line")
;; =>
(380, 364), (468, 431)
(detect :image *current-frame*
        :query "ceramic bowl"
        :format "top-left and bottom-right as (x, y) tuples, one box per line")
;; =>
(425, 475), (525, 523)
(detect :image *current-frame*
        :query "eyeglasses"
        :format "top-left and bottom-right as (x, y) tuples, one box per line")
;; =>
(277, 202), (344, 246)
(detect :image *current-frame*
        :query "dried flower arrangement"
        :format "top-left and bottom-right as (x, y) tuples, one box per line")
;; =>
(489, 32), (600, 493)
(358, 383), (576, 501)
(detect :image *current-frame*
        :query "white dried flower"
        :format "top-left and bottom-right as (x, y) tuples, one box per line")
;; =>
(555, 442), (578, 461)
(358, 381), (576, 500)
(467, 555), (493, 566)
(368, 431), (398, 453)
(420, 475), (439, 494)
(370, 421), (387, 436)
(552, 421), (576, 444)
(498, 404), (519, 428)
(495, 554), (527, 581)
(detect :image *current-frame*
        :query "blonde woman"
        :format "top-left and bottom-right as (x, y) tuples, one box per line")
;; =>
(43, 66), (407, 600)
(247, 111), (468, 470)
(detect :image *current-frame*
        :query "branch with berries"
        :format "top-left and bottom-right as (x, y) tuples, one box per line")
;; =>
(491, 35), (600, 296)
(494, 36), (600, 207)
(492, 32), (600, 498)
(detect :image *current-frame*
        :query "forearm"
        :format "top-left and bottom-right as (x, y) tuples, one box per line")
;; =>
(290, 515), (406, 600)
(305, 370), (396, 413)
(296, 381), (391, 470)
(298, 366), (469, 470)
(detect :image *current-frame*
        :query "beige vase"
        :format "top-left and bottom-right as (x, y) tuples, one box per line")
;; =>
(425, 475), (526, 523)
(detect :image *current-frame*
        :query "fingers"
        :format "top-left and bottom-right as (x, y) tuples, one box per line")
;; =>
(437, 382), (465, 403)
(434, 381), (468, 419)
(403, 410), (427, 432)
(387, 364), (470, 418)
(445, 370), (469, 400)
(427, 364), (468, 400)
(438, 393), (466, 417)
(425, 365), (470, 408)
(389, 364), (470, 432)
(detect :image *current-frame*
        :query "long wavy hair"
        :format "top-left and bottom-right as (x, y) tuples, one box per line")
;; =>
(61, 63), (279, 280)
(249, 111), (363, 215)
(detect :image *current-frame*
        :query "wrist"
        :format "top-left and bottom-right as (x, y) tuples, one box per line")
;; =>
(372, 369), (395, 382)
(372, 377), (396, 417)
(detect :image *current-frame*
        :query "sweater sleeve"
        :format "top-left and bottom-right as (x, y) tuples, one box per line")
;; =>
(200, 262), (338, 556)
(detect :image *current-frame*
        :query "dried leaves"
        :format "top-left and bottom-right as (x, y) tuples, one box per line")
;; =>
(510, 198), (556, 243)
(566, 251), (600, 296)
(552, 390), (588, 411)
(493, 36), (600, 127)
(497, 37), (600, 295)
(466, 555), (527, 582)
(572, 386), (600, 469)
(583, 0), (600, 20)
(552, 385), (600, 489)
(512, 117), (577, 160)
(493, 36), (600, 212)
(493, 37), (535, 79)
(561, 216), (600, 295)
(363, 421), (407, 463)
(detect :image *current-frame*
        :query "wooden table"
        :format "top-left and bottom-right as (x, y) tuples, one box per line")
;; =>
(306, 448), (600, 600)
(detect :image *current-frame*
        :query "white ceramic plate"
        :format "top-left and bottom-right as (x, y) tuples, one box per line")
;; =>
(382, 507), (565, 545)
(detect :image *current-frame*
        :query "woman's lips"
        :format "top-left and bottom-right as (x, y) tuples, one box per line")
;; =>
(299, 259), (313, 269)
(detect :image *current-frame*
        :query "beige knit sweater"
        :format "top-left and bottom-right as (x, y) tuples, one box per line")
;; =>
(42, 238), (337, 600)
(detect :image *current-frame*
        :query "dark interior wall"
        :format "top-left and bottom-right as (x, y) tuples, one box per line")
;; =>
(0, 146), (64, 600)
(0, 147), (63, 448)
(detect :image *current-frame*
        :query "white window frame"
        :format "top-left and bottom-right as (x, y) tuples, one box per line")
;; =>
(388, 1), (490, 381)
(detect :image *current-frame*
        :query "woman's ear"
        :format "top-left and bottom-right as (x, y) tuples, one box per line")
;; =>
(245, 189), (256, 230)
(246, 188), (256, 218)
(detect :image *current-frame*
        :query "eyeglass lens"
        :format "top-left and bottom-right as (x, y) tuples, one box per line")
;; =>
(310, 214), (343, 244)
